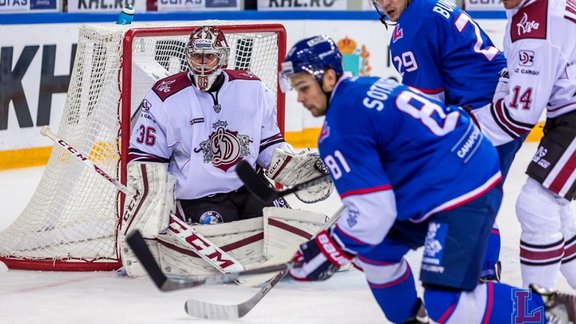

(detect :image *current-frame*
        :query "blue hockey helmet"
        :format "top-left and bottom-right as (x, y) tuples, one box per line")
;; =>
(280, 35), (343, 89)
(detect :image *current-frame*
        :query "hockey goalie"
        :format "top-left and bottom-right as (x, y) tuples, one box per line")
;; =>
(119, 25), (333, 280)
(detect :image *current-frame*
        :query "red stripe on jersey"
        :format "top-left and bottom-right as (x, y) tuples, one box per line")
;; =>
(492, 99), (531, 136)
(416, 173), (502, 223)
(368, 264), (411, 289)
(339, 184), (393, 198)
(356, 255), (396, 266)
(482, 283), (494, 324)
(437, 303), (457, 324)
(549, 149), (576, 195)
(413, 86), (444, 95)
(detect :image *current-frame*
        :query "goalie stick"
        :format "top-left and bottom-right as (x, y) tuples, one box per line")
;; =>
(126, 207), (345, 318)
(235, 160), (331, 203)
(39, 126), (135, 195)
(125, 230), (289, 291)
(40, 126), (245, 275)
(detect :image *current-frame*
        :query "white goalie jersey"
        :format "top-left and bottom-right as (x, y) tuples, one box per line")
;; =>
(128, 69), (288, 200)
(474, 0), (576, 146)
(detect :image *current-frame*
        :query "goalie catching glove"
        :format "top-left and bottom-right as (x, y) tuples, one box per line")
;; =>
(289, 228), (353, 281)
(266, 148), (333, 203)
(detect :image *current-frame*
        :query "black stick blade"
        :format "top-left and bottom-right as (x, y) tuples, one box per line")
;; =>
(125, 230), (168, 290)
(235, 160), (278, 203)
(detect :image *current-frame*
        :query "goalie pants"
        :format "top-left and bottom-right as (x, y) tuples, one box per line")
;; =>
(178, 185), (272, 224)
(526, 110), (576, 200)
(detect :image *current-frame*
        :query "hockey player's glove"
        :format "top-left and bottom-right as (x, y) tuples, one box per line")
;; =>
(492, 67), (509, 105)
(288, 229), (353, 281)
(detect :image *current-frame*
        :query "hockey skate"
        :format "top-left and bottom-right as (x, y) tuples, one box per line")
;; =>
(403, 298), (430, 324)
(530, 284), (576, 324)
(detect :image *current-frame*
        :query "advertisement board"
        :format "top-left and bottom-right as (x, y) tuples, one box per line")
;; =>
(257, 0), (347, 11)
(0, 0), (59, 12)
(157, 0), (241, 11)
(66, 0), (146, 12)
(463, 0), (504, 11)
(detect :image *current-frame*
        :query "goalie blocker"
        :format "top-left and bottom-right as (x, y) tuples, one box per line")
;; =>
(120, 162), (329, 279)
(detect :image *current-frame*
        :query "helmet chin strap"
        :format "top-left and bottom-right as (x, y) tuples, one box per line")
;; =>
(373, 0), (408, 29)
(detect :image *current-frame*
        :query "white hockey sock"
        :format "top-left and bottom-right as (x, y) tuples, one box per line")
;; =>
(560, 203), (576, 288)
(516, 178), (564, 289)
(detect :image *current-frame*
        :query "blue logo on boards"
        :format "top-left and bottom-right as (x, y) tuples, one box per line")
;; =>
(206, 0), (237, 8)
(31, 0), (57, 10)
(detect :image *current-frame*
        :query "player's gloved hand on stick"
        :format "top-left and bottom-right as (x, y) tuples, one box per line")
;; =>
(288, 229), (353, 281)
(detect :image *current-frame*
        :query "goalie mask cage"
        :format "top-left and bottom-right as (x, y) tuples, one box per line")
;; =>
(0, 22), (286, 271)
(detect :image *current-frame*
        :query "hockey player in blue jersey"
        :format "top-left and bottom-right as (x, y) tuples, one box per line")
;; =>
(374, 0), (504, 110)
(281, 35), (576, 324)
(372, 0), (527, 285)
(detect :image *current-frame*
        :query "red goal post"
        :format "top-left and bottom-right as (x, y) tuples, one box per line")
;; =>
(0, 22), (287, 271)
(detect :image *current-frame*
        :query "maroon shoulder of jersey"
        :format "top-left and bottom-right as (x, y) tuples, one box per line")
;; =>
(152, 72), (192, 101)
(223, 69), (261, 81)
(510, 0), (548, 42)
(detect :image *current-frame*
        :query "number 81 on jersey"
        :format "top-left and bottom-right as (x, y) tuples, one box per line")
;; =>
(324, 150), (351, 180)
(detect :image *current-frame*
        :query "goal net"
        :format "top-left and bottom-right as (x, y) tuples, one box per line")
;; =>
(0, 22), (286, 271)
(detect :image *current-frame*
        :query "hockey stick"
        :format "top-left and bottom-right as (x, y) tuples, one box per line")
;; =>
(184, 267), (288, 320)
(235, 160), (331, 203)
(165, 214), (245, 273)
(40, 126), (245, 275)
(125, 230), (289, 291)
(183, 205), (346, 320)
(40, 126), (134, 195)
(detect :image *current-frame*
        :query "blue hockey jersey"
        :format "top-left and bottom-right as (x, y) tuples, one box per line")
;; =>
(389, 0), (506, 108)
(319, 77), (501, 223)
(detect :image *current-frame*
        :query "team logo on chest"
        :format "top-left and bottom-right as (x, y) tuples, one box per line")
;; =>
(318, 122), (330, 143)
(392, 25), (404, 43)
(194, 120), (252, 171)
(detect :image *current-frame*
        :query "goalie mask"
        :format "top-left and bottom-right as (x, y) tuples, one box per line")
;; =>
(186, 26), (230, 91)
(280, 35), (343, 93)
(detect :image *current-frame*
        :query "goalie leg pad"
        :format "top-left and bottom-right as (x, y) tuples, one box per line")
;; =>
(121, 162), (176, 238)
(121, 236), (161, 277)
(262, 207), (329, 259)
(120, 162), (176, 277)
(156, 217), (264, 276)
